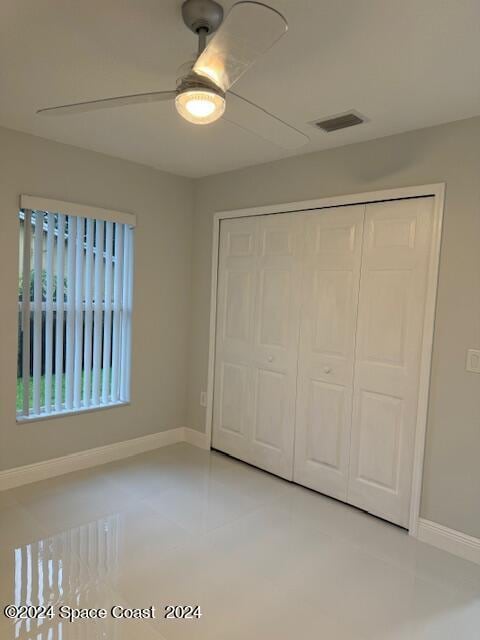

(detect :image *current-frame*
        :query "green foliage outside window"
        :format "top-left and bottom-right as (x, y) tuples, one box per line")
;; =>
(18, 270), (67, 302)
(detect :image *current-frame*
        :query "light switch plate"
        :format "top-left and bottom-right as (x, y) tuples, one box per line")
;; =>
(200, 391), (207, 407)
(466, 349), (480, 374)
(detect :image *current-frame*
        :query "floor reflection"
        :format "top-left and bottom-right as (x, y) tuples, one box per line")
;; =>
(11, 514), (119, 639)
(2, 444), (479, 640)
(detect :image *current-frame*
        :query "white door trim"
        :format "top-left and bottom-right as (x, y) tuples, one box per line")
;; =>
(205, 183), (445, 536)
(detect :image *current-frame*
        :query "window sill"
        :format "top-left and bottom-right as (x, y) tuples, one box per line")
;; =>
(16, 401), (130, 424)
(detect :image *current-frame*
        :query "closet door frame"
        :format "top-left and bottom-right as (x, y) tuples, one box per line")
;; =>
(205, 183), (445, 537)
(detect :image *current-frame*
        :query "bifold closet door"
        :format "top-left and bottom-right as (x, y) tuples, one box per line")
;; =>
(293, 206), (365, 500)
(347, 197), (434, 527)
(212, 197), (434, 528)
(212, 214), (303, 479)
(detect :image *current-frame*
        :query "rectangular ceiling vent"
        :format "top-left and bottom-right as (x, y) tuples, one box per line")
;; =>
(314, 112), (365, 133)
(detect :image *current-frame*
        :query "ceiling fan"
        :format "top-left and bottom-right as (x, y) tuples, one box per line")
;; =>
(37, 0), (308, 149)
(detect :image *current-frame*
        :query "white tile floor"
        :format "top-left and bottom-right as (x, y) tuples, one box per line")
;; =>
(0, 443), (479, 639)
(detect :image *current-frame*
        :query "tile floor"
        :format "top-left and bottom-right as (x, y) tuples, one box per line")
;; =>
(0, 443), (479, 639)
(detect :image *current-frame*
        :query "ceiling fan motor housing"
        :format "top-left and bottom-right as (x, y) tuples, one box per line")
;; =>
(177, 71), (225, 98)
(181, 0), (224, 34)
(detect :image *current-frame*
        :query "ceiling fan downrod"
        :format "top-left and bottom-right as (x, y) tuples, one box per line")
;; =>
(182, 0), (224, 63)
(197, 27), (208, 57)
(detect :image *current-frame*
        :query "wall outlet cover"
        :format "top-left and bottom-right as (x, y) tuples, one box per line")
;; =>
(200, 391), (207, 407)
(466, 349), (480, 374)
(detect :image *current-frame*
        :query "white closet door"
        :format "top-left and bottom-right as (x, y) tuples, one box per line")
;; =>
(347, 197), (433, 527)
(293, 206), (365, 500)
(212, 217), (257, 465)
(212, 214), (303, 479)
(249, 213), (303, 478)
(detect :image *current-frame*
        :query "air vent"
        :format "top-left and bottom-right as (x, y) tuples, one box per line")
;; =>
(314, 112), (365, 133)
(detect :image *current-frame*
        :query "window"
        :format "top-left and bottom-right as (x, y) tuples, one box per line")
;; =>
(17, 196), (135, 420)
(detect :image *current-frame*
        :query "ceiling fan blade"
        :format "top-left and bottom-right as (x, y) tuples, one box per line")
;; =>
(37, 90), (176, 116)
(192, 1), (287, 93)
(225, 91), (309, 150)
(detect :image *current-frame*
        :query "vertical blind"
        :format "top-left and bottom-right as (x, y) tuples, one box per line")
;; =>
(17, 198), (135, 420)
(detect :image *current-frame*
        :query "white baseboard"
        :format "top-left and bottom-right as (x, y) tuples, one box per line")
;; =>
(183, 427), (209, 450)
(0, 427), (208, 491)
(417, 518), (480, 565)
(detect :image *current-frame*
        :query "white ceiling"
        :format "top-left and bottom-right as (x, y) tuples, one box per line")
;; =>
(1, 0), (479, 177)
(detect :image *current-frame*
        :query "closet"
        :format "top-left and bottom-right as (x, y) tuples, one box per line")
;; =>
(212, 196), (434, 528)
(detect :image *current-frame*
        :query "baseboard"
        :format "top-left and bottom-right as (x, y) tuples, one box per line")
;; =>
(0, 427), (208, 491)
(417, 518), (480, 565)
(183, 427), (209, 450)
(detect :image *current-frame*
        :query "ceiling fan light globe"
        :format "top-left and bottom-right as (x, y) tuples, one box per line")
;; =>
(175, 89), (225, 125)
(186, 97), (215, 118)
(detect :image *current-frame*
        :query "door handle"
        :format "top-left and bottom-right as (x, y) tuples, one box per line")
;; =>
(268, 355), (274, 363)
(323, 366), (332, 374)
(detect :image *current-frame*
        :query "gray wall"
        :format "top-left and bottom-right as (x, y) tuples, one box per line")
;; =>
(1, 117), (479, 540)
(0, 126), (194, 470)
(188, 116), (480, 539)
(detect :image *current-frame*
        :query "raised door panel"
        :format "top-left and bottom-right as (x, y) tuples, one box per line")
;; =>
(293, 206), (365, 500)
(227, 230), (255, 256)
(355, 390), (403, 492)
(252, 368), (286, 451)
(223, 270), (252, 343)
(361, 269), (409, 366)
(306, 380), (345, 470)
(313, 269), (355, 357)
(258, 268), (291, 349)
(348, 197), (434, 527)
(217, 362), (249, 438)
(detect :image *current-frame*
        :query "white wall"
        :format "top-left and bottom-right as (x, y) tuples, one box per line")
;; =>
(188, 116), (480, 539)
(0, 126), (194, 470)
